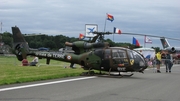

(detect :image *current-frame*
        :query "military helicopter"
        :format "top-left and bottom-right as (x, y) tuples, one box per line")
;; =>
(12, 26), (148, 76)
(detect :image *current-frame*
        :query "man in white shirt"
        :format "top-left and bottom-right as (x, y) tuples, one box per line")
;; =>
(30, 56), (39, 66)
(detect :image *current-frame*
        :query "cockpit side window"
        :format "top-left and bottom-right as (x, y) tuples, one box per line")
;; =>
(132, 51), (138, 58)
(118, 50), (127, 58)
(105, 49), (111, 59)
(112, 49), (129, 65)
(112, 49), (127, 58)
(112, 50), (119, 58)
(128, 50), (134, 59)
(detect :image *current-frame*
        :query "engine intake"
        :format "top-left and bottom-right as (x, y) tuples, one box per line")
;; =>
(171, 47), (176, 53)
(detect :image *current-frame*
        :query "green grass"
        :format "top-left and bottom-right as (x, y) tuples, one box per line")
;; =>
(0, 55), (85, 85)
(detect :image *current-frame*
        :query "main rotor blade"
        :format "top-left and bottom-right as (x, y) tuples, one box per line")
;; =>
(119, 33), (180, 41)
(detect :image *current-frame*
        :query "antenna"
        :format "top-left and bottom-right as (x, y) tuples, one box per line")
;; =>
(0, 22), (2, 33)
(0, 22), (2, 43)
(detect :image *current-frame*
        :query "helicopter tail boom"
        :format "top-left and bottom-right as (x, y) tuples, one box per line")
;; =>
(11, 26), (83, 65)
(12, 26), (30, 61)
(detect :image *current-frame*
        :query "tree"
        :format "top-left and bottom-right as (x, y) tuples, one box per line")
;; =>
(151, 47), (160, 52)
(43, 39), (56, 50)
(2, 32), (13, 47)
(1, 31), (161, 52)
(105, 39), (115, 46)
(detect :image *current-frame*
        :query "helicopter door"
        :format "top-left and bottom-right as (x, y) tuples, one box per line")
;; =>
(112, 49), (130, 67)
(101, 49), (111, 71)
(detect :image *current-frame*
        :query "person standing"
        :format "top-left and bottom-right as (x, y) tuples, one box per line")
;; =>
(165, 51), (173, 73)
(156, 51), (162, 73)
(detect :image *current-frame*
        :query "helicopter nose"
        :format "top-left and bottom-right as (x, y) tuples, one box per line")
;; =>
(139, 64), (148, 73)
(139, 68), (145, 73)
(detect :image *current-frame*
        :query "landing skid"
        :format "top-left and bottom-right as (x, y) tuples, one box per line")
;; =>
(119, 73), (134, 77)
(108, 72), (134, 77)
(80, 71), (134, 77)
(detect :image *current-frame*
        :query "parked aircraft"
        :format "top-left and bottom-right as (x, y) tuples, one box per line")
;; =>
(160, 38), (180, 60)
(12, 26), (148, 76)
(118, 32), (180, 59)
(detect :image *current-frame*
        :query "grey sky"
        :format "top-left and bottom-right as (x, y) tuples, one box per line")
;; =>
(0, 0), (180, 48)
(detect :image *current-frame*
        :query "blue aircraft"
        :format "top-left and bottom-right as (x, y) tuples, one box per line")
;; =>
(87, 27), (95, 35)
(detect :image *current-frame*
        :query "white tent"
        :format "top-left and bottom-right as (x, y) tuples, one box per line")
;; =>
(133, 48), (155, 59)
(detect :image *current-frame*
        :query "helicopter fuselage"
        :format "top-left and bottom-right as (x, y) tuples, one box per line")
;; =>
(28, 47), (147, 73)
(12, 26), (147, 74)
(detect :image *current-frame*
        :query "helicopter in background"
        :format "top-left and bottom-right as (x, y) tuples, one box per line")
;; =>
(12, 26), (148, 76)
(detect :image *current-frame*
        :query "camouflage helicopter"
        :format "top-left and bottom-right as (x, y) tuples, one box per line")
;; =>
(12, 26), (148, 76)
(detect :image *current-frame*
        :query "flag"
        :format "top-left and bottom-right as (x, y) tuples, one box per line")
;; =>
(132, 37), (140, 46)
(79, 33), (85, 40)
(107, 13), (114, 22)
(145, 36), (152, 43)
(113, 27), (121, 34)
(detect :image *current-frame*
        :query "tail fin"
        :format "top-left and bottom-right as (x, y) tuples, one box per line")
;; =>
(12, 26), (29, 61)
(160, 38), (170, 49)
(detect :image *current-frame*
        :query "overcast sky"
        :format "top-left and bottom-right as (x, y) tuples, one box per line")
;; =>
(0, 0), (180, 48)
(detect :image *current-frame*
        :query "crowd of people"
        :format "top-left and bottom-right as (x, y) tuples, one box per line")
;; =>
(154, 50), (174, 73)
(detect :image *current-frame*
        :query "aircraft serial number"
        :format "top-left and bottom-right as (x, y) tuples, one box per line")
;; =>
(35, 53), (65, 59)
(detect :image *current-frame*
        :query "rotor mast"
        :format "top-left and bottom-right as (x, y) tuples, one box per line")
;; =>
(92, 31), (113, 42)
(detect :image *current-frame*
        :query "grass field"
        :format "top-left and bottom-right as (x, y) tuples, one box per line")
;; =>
(0, 55), (85, 85)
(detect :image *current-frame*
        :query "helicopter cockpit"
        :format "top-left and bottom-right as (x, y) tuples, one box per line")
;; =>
(112, 49), (129, 65)
(102, 48), (147, 72)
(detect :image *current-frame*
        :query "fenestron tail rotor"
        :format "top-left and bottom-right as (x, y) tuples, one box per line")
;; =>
(12, 26), (29, 61)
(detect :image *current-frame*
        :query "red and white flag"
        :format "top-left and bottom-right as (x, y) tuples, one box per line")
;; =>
(145, 36), (152, 43)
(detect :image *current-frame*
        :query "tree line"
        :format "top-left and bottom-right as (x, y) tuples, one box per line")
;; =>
(0, 31), (160, 52)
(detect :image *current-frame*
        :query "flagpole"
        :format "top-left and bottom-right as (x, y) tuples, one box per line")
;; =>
(0, 22), (2, 33)
(144, 42), (146, 48)
(104, 14), (107, 32)
(113, 33), (114, 42)
(144, 35), (146, 48)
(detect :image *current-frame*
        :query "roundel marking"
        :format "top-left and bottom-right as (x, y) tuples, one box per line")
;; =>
(67, 55), (72, 60)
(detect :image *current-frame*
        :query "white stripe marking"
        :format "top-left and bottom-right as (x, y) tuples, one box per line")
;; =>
(0, 76), (96, 92)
